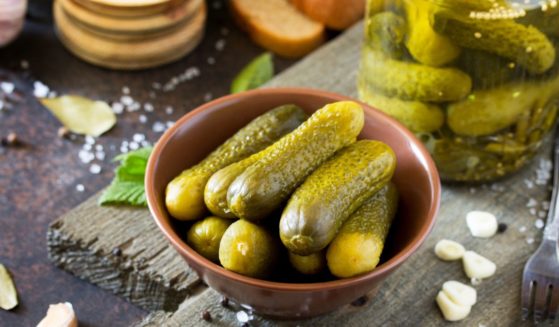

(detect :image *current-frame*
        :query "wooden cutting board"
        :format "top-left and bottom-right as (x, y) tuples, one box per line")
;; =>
(47, 22), (554, 326)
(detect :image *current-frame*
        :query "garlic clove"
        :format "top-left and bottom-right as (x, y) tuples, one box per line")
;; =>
(436, 290), (471, 321)
(434, 239), (466, 261)
(462, 251), (496, 279)
(37, 302), (78, 327)
(442, 280), (477, 307)
(466, 211), (498, 238)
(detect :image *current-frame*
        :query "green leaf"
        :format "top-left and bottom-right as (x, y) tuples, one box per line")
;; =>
(40, 95), (117, 137)
(230, 53), (274, 93)
(99, 147), (153, 207)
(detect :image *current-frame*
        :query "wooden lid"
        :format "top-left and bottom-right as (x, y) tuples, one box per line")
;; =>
(54, 0), (206, 70)
(60, 0), (201, 39)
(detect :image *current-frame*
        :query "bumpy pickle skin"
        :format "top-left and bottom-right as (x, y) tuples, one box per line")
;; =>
(358, 85), (444, 133)
(218, 220), (279, 278)
(403, 0), (461, 67)
(227, 101), (364, 221)
(433, 11), (556, 74)
(457, 49), (518, 90)
(288, 251), (326, 275)
(447, 76), (559, 136)
(186, 216), (232, 263)
(165, 105), (307, 221)
(279, 140), (396, 256)
(326, 183), (398, 278)
(204, 152), (265, 218)
(360, 47), (472, 102)
(366, 11), (406, 58)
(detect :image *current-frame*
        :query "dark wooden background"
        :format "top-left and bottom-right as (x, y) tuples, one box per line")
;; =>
(0, 2), (296, 325)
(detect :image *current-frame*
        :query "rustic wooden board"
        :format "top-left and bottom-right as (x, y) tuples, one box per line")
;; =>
(48, 22), (554, 326)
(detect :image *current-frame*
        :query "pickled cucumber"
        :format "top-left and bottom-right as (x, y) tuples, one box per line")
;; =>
(227, 101), (364, 221)
(433, 11), (556, 74)
(358, 86), (444, 133)
(456, 49), (518, 90)
(447, 77), (559, 136)
(360, 47), (472, 102)
(435, 0), (509, 12)
(165, 105), (307, 221)
(327, 183), (398, 278)
(219, 219), (279, 278)
(204, 152), (265, 218)
(368, 0), (402, 16)
(186, 216), (232, 262)
(366, 12), (406, 58)
(280, 140), (396, 255)
(404, 0), (461, 67)
(288, 251), (326, 275)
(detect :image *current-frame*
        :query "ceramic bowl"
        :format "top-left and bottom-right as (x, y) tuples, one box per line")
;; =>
(146, 88), (440, 318)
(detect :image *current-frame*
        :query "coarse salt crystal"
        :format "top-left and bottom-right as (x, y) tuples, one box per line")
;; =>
(95, 144), (103, 151)
(120, 95), (133, 106)
(33, 81), (50, 98)
(542, 201), (550, 210)
(236, 311), (249, 323)
(85, 135), (95, 144)
(144, 103), (154, 112)
(141, 140), (151, 147)
(165, 106), (174, 115)
(112, 102), (124, 114)
(129, 142), (139, 150)
(1, 82), (15, 94)
(153, 122), (166, 133)
(470, 277), (481, 286)
(122, 86), (130, 94)
(526, 237), (535, 244)
(215, 39), (226, 51)
(207, 57), (216, 65)
(519, 226), (527, 233)
(139, 114), (148, 123)
(204, 93), (213, 102)
(20, 60), (29, 69)
(89, 164), (102, 174)
(166, 121), (174, 128)
(538, 211), (547, 218)
(133, 133), (145, 142)
(95, 151), (106, 161)
(76, 184), (85, 192)
(535, 219), (544, 229)
(526, 198), (538, 208)
(529, 208), (537, 216)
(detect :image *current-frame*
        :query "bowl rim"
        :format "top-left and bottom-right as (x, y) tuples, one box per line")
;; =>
(146, 87), (441, 292)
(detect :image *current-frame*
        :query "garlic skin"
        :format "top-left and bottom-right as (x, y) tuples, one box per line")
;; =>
(0, 0), (27, 47)
(37, 302), (78, 327)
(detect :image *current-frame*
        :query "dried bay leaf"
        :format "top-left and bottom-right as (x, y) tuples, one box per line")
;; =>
(40, 95), (116, 137)
(0, 263), (18, 311)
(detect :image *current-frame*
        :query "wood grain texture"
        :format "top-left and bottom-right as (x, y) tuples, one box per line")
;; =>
(48, 22), (554, 326)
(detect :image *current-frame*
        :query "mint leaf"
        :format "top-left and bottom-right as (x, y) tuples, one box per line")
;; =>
(230, 53), (274, 93)
(99, 147), (153, 207)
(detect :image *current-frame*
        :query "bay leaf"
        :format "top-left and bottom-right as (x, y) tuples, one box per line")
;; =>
(0, 263), (18, 311)
(230, 52), (274, 93)
(40, 95), (116, 137)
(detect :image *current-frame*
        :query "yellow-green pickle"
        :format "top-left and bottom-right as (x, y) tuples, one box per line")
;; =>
(186, 216), (232, 262)
(359, 0), (559, 182)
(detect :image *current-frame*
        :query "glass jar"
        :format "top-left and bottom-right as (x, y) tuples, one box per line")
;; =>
(358, 0), (559, 182)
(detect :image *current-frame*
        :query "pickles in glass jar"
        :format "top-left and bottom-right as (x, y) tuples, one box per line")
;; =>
(358, 0), (559, 182)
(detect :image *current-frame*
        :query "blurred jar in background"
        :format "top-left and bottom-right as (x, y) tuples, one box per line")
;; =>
(0, 0), (27, 47)
(358, 0), (559, 182)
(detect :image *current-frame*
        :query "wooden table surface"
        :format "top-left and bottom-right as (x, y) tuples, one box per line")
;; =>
(0, 4), (296, 326)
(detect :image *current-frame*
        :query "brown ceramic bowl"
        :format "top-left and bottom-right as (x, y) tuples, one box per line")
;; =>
(146, 88), (440, 319)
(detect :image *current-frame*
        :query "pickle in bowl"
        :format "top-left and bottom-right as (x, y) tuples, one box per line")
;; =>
(165, 104), (306, 221)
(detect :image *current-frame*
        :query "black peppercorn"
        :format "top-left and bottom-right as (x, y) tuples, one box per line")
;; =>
(351, 295), (368, 307)
(202, 310), (212, 322)
(220, 296), (229, 307)
(497, 223), (508, 233)
(112, 247), (122, 257)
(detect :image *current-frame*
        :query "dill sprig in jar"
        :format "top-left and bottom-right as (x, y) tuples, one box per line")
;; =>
(358, 0), (559, 182)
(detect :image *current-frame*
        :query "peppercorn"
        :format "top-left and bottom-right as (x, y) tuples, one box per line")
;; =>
(497, 223), (508, 233)
(202, 310), (212, 322)
(220, 296), (229, 308)
(351, 295), (368, 307)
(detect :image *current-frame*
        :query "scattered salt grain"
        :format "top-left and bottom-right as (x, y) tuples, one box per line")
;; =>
(129, 142), (139, 150)
(144, 103), (154, 112)
(526, 237), (535, 244)
(83, 143), (92, 151)
(1, 82), (15, 94)
(89, 164), (102, 174)
(524, 179), (534, 189)
(122, 86), (130, 95)
(33, 81), (50, 98)
(133, 133), (145, 143)
(152, 82), (161, 90)
(207, 57), (216, 65)
(95, 151), (106, 161)
(529, 208), (537, 216)
(215, 39), (226, 51)
(76, 184), (85, 192)
(236, 311), (249, 323)
(542, 201), (550, 210)
(78, 150), (95, 164)
(526, 198), (538, 208)
(519, 226), (527, 233)
(85, 135), (95, 145)
(153, 122), (166, 133)
(469, 187), (477, 194)
(95, 144), (103, 151)
(166, 121), (174, 129)
(535, 219), (545, 229)
(204, 93), (213, 102)
(139, 115), (148, 124)
(538, 210), (547, 218)
(141, 140), (151, 147)
(120, 95), (133, 106)
(165, 106), (174, 115)
(112, 102), (124, 114)
(20, 60), (29, 69)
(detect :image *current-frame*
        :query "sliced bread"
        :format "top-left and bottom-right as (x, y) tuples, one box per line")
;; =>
(230, 0), (325, 58)
(291, 0), (365, 30)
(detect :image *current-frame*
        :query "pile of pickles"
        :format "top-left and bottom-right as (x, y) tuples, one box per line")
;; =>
(358, 0), (559, 181)
(165, 102), (398, 281)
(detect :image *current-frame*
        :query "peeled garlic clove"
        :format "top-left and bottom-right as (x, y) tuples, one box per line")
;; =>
(37, 302), (78, 327)
(466, 211), (497, 238)
(442, 280), (477, 307)
(463, 251), (496, 279)
(434, 239), (465, 261)
(0, 264), (18, 310)
(436, 290), (471, 321)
